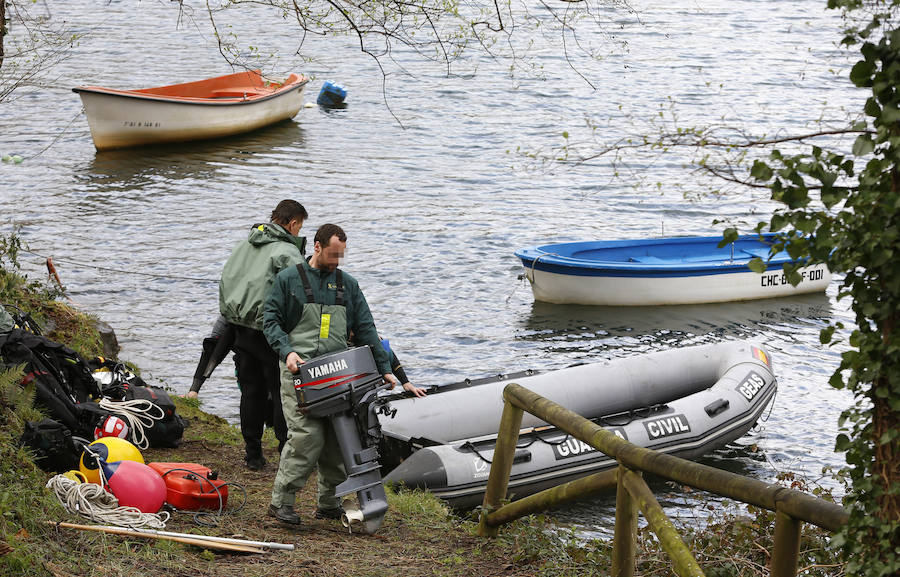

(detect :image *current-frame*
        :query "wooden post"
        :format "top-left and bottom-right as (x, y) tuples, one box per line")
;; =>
(621, 469), (705, 577)
(771, 509), (802, 577)
(483, 468), (618, 528)
(611, 465), (638, 577)
(49, 522), (267, 554)
(477, 397), (524, 537)
(478, 383), (847, 577)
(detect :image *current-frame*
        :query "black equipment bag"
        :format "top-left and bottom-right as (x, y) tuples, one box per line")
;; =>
(19, 418), (84, 473)
(124, 384), (186, 448)
(0, 329), (107, 439)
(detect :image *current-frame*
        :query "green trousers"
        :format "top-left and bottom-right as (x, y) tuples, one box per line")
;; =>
(270, 362), (346, 510)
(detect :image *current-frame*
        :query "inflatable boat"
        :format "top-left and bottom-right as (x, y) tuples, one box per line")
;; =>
(380, 340), (777, 509)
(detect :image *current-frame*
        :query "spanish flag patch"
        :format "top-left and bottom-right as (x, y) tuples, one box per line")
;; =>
(751, 346), (770, 367)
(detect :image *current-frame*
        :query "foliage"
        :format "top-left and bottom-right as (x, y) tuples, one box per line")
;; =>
(198, 0), (628, 69)
(0, 366), (68, 576)
(485, 476), (845, 577)
(736, 2), (900, 573)
(0, 228), (62, 308)
(669, 472), (845, 577)
(175, 0), (630, 123)
(0, 0), (81, 102)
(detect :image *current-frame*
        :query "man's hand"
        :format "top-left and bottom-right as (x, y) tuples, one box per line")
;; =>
(401, 381), (427, 398)
(186, 391), (199, 400)
(287, 352), (304, 373)
(384, 373), (426, 397)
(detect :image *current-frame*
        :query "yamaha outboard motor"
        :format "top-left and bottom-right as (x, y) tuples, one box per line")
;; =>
(293, 346), (390, 534)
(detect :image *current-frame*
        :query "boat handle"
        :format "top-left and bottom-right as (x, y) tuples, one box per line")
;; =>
(704, 398), (730, 417)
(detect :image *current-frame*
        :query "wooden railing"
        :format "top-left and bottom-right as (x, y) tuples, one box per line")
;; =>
(476, 383), (849, 577)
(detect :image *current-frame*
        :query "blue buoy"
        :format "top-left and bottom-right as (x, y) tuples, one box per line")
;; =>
(317, 80), (347, 108)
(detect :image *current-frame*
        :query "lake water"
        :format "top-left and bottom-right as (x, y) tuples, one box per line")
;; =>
(1, 0), (862, 531)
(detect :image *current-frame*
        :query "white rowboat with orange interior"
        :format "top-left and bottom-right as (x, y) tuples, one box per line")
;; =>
(73, 70), (309, 151)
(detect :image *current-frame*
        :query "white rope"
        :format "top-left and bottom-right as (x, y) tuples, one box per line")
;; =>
(46, 475), (169, 530)
(98, 398), (165, 450)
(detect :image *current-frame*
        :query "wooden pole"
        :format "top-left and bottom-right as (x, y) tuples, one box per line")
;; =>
(483, 468), (618, 528)
(621, 469), (705, 577)
(478, 398), (524, 537)
(611, 465), (638, 577)
(501, 383), (849, 531)
(56, 523), (294, 551)
(770, 510), (802, 577)
(1, 0), (5, 71)
(49, 522), (267, 554)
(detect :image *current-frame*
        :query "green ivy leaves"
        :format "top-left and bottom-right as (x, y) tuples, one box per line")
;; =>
(747, 4), (900, 574)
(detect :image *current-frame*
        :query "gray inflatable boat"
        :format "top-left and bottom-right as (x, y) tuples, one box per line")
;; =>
(380, 340), (777, 509)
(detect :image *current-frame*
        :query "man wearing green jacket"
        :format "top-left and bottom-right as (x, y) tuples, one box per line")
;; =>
(219, 199), (308, 471)
(263, 223), (425, 525)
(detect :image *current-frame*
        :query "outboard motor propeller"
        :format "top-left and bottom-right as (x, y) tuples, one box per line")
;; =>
(293, 346), (391, 534)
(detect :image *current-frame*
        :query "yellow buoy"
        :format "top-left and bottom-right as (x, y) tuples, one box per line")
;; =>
(79, 437), (144, 485)
(61, 470), (87, 483)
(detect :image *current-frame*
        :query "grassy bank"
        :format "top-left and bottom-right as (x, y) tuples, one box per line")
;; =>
(0, 251), (590, 577)
(0, 361), (589, 577)
(0, 366), (847, 577)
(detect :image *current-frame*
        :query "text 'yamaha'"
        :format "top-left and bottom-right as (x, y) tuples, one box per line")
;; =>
(308, 358), (349, 379)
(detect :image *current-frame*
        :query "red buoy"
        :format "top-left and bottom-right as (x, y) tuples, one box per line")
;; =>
(102, 460), (166, 513)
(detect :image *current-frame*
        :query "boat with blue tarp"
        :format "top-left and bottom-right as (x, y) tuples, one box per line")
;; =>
(514, 233), (831, 306)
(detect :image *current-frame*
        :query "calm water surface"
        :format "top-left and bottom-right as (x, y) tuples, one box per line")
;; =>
(1, 0), (861, 530)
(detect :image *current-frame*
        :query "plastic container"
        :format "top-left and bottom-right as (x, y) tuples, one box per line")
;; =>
(317, 80), (347, 107)
(147, 462), (229, 511)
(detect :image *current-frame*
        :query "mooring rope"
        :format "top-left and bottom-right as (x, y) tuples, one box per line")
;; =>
(25, 108), (86, 161)
(527, 252), (561, 286)
(21, 248), (218, 283)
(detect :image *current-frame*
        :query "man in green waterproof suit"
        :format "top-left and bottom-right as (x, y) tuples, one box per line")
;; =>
(219, 200), (308, 471)
(262, 223), (426, 525)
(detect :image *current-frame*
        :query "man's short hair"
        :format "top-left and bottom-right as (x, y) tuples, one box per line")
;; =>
(270, 200), (308, 226)
(315, 224), (347, 247)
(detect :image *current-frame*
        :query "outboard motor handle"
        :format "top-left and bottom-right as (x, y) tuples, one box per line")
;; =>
(294, 346), (392, 534)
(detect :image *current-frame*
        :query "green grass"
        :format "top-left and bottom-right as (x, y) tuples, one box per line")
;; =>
(0, 367), (71, 575)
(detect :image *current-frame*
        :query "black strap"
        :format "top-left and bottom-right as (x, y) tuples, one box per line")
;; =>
(295, 265), (344, 306)
(296, 264), (315, 303)
(335, 269), (344, 307)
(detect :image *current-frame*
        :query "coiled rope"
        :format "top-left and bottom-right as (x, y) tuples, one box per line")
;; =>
(97, 398), (165, 450)
(46, 475), (169, 529)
